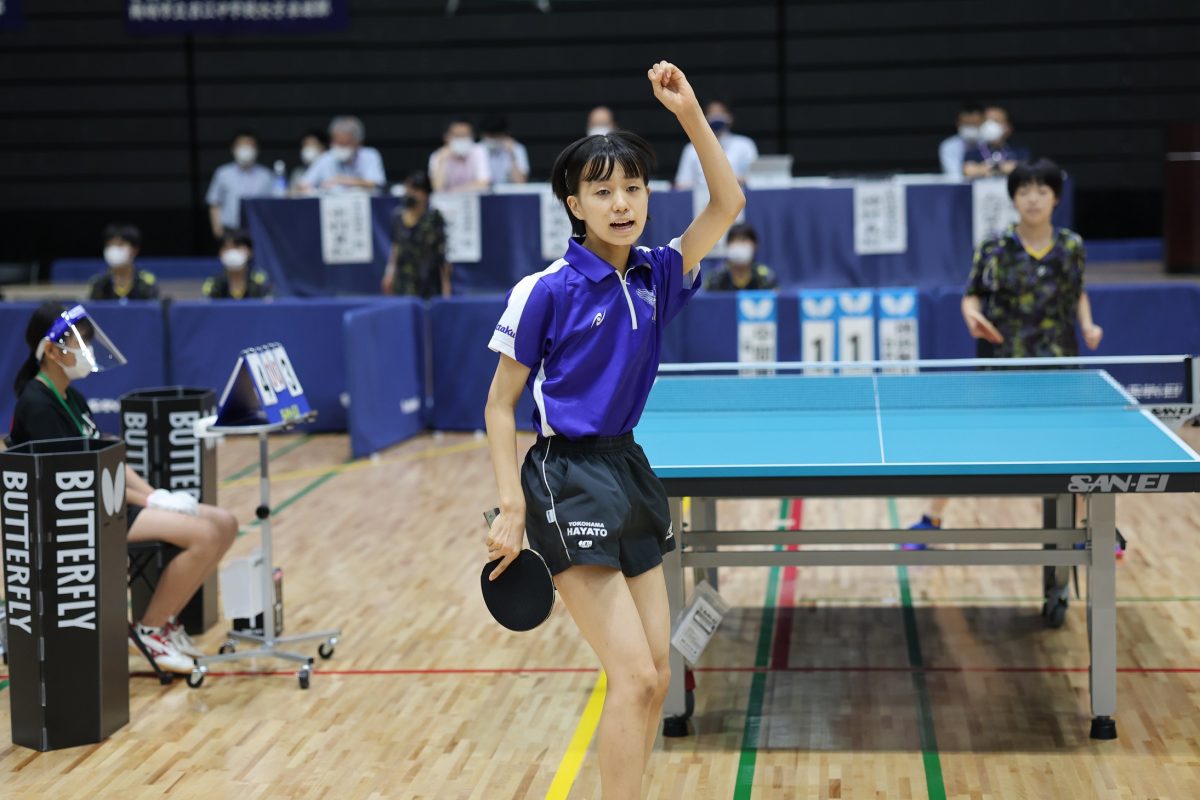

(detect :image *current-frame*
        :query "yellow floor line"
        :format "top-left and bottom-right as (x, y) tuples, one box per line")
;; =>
(221, 438), (487, 488)
(546, 670), (607, 799)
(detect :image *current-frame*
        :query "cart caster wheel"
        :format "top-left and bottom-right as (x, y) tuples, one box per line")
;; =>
(662, 715), (690, 738)
(219, 641), (236, 655)
(1090, 715), (1117, 740)
(1042, 598), (1068, 629)
(158, 672), (174, 686)
(318, 641), (335, 660)
(187, 669), (205, 689)
(298, 667), (311, 690)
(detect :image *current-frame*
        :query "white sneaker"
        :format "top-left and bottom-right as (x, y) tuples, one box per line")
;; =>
(129, 624), (195, 674)
(164, 618), (206, 658)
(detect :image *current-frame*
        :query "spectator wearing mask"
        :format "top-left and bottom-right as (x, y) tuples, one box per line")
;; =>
(89, 224), (159, 301)
(429, 120), (491, 192)
(939, 101), (984, 178)
(586, 105), (617, 137)
(382, 172), (451, 299)
(479, 113), (530, 186)
(290, 129), (327, 194)
(206, 130), (274, 238)
(674, 100), (758, 189)
(203, 229), (271, 300)
(703, 224), (778, 291)
(300, 115), (387, 193)
(963, 106), (1031, 179)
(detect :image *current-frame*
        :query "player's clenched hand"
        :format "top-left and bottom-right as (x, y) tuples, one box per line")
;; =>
(486, 509), (524, 581)
(647, 61), (698, 117)
(1082, 323), (1103, 351)
(964, 309), (1004, 344)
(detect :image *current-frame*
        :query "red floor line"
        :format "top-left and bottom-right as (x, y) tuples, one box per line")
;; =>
(769, 499), (803, 670)
(73, 664), (1197, 682)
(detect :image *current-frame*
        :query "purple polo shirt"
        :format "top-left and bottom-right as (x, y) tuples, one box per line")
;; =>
(489, 237), (700, 438)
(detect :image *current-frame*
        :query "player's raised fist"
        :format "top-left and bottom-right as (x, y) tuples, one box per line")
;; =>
(647, 61), (699, 117)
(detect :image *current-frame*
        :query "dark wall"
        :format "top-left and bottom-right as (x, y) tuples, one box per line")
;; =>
(2, 0), (1198, 267)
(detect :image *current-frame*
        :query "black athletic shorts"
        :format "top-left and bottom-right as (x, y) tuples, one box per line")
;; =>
(521, 433), (675, 578)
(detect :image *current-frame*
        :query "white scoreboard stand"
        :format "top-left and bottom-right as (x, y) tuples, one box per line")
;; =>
(736, 290), (778, 374)
(800, 287), (920, 371)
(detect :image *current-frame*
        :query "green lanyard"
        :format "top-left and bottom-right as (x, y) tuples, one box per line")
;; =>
(37, 372), (86, 436)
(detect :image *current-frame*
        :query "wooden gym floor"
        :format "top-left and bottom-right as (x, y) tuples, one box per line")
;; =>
(1, 428), (1198, 799)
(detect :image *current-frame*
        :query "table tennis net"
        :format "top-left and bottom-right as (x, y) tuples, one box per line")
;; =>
(651, 357), (1195, 414)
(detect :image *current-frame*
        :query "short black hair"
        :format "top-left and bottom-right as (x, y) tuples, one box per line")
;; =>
(479, 113), (509, 136)
(218, 228), (253, 250)
(233, 129), (259, 144)
(551, 131), (656, 238)
(102, 223), (142, 248)
(302, 128), (327, 146)
(404, 171), (433, 195)
(727, 223), (758, 244)
(960, 100), (985, 115)
(1007, 158), (1063, 200)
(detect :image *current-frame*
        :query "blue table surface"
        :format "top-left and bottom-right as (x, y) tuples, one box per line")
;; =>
(637, 371), (1200, 478)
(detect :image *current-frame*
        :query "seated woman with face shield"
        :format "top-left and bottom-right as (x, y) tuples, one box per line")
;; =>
(703, 223), (779, 292)
(7, 304), (239, 673)
(203, 229), (272, 300)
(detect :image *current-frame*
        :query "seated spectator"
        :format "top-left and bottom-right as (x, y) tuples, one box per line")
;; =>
(704, 224), (778, 291)
(203, 229), (272, 300)
(89, 224), (159, 301)
(675, 100), (758, 189)
(300, 115), (387, 193)
(963, 105), (1031, 179)
(939, 101), (984, 178)
(206, 130), (274, 238)
(586, 105), (616, 136)
(382, 172), (451, 299)
(479, 113), (530, 185)
(429, 120), (490, 192)
(290, 129), (327, 194)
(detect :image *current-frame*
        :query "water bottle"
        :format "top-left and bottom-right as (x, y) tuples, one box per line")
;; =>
(273, 160), (288, 197)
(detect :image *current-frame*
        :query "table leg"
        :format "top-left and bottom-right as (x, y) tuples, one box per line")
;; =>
(691, 497), (718, 591)
(1042, 494), (1073, 627)
(663, 496), (690, 737)
(1087, 492), (1118, 740)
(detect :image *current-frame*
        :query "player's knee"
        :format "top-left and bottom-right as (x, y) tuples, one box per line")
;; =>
(215, 509), (238, 548)
(612, 663), (659, 706)
(653, 661), (671, 702)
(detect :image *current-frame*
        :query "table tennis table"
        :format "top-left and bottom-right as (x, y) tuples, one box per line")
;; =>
(638, 361), (1200, 741)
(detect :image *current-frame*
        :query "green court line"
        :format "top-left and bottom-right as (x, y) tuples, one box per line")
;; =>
(732, 499), (787, 800)
(889, 498), (947, 800)
(0, 679), (8, 694)
(235, 460), (348, 539)
(220, 434), (312, 485)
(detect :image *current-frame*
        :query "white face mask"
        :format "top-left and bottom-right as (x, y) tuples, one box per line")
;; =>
(61, 347), (95, 380)
(449, 137), (474, 157)
(104, 245), (131, 268)
(958, 125), (980, 143)
(234, 145), (257, 166)
(221, 248), (249, 271)
(331, 145), (355, 163)
(979, 119), (1006, 144)
(727, 242), (755, 265)
(300, 145), (321, 165)
(587, 126), (612, 137)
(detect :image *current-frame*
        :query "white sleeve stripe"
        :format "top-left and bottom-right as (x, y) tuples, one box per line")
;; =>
(488, 336), (517, 359)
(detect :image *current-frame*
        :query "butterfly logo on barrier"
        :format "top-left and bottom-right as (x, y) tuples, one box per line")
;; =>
(879, 292), (916, 317)
(101, 463), (126, 517)
(801, 296), (836, 319)
(738, 296), (775, 321)
(839, 292), (874, 315)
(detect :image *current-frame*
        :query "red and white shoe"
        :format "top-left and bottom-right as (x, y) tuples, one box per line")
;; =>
(164, 618), (206, 658)
(129, 624), (195, 673)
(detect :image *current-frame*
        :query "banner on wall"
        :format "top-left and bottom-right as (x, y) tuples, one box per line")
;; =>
(539, 186), (574, 261)
(319, 193), (373, 265)
(972, 177), (1019, 247)
(126, 0), (348, 34)
(0, 0), (24, 32)
(853, 181), (907, 255)
(430, 192), (483, 263)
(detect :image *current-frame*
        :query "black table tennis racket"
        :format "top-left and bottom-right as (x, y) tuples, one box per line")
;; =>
(480, 508), (555, 632)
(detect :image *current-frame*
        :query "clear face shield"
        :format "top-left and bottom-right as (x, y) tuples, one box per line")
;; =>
(34, 305), (128, 376)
